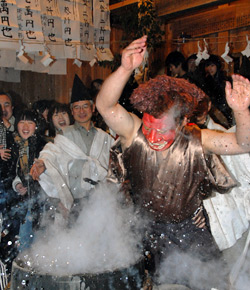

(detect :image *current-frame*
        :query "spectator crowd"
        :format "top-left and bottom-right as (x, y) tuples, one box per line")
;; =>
(0, 40), (249, 290)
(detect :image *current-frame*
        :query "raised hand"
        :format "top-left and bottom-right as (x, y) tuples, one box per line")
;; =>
(225, 74), (250, 112)
(121, 35), (147, 72)
(224, 74), (250, 151)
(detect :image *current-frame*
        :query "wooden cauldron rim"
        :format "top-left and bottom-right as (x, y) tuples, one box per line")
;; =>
(12, 255), (145, 278)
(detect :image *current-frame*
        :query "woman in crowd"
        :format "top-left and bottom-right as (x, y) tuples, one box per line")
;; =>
(11, 109), (47, 249)
(47, 102), (74, 138)
(0, 109), (47, 273)
(0, 109), (47, 277)
(202, 54), (234, 127)
(32, 99), (56, 136)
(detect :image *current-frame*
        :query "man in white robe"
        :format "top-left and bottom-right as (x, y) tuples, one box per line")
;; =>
(30, 74), (114, 224)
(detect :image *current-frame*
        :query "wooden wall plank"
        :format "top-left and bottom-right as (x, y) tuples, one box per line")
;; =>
(156, 0), (236, 17)
(170, 0), (250, 38)
(110, 0), (138, 10)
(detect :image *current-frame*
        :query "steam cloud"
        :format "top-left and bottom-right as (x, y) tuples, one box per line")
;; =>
(157, 246), (250, 290)
(19, 182), (145, 276)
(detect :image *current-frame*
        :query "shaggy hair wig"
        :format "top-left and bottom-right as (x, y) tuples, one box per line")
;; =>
(130, 75), (208, 121)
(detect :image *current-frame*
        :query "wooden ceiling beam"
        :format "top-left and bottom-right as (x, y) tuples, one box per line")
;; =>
(110, 0), (138, 11)
(155, 0), (238, 18)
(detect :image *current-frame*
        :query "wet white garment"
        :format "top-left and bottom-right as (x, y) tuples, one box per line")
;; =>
(38, 130), (114, 210)
(203, 120), (250, 250)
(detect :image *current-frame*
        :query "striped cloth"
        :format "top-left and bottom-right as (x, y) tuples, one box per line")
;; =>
(0, 123), (7, 149)
(0, 259), (7, 290)
(0, 213), (8, 290)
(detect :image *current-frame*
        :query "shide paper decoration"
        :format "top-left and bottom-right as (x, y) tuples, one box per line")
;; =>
(0, 0), (113, 81)
(195, 39), (210, 66)
(221, 42), (233, 64)
(241, 35), (250, 58)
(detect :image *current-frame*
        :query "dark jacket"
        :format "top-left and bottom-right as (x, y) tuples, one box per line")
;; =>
(1, 132), (47, 228)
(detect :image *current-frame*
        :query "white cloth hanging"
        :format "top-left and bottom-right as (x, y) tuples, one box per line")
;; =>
(201, 38), (210, 60)
(203, 122), (250, 251)
(195, 41), (203, 66)
(221, 42), (233, 64)
(241, 35), (250, 58)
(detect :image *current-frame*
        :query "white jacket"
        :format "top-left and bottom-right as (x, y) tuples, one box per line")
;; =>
(39, 129), (114, 210)
(204, 120), (250, 250)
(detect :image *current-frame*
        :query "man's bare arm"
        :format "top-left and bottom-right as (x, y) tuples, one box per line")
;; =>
(96, 36), (147, 146)
(202, 74), (250, 155)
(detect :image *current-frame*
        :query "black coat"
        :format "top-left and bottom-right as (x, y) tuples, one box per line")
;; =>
(0, 133), (47, 271)
(1, 132), (47, 228)
(203, 73), (233, 126)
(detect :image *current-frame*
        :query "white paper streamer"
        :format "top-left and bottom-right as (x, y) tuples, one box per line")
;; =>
(221, 42), (233, 64)
(17, 41), (29, 63)
(89, 58), (97, 67)
(241, 35), (250, 58)
(201, 38), (210, 60)
(73, 58), (82, 67)
(41, 52), (54, 66)
(0, 0), (113, 74)
(195, 41), (203, 66)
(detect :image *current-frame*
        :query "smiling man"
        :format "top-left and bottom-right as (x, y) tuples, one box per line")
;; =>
(64, 74), (99, 156)
(0, 93), (14, 128)
(30, 75), (114, 226)
(0, 92), (15, 161)
(96, 36), (250, 288)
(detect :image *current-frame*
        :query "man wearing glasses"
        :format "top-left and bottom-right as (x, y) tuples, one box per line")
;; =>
(30, 74), (114, 226)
